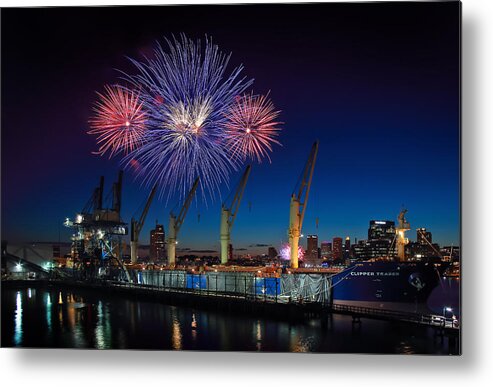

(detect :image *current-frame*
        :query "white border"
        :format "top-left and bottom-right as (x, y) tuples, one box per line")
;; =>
(1, 0), (492, 386)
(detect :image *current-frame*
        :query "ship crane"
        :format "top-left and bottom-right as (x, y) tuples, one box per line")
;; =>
(167, 177), (199, 266)
(220, 165), (251, 264)
(288, 141), (319, 269)
(396, 209), (411, 262)
(130, 184), (157, 264)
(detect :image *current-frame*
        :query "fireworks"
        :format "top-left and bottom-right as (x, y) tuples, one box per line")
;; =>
(120, 35), (253, 199)
(224, 92), (282, 163)
(90, 34), (282, 200)
(88, 85), (147, 157)
(280, 243), (304, 261)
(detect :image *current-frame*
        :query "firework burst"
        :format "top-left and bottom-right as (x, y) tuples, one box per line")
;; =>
(121, 34), (254, 200)
(280, 243), (304, 261)
(224, 92), (282, 163)
(88, 85), (147, 158)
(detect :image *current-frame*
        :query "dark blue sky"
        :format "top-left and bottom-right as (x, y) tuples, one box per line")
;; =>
(1, 2), (460, 254)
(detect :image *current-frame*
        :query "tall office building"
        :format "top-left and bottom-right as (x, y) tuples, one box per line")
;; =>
(344, 236), (351, 260)
(368, 220), (395, 241)
(320, 241), (332, 259)
(150, 224), (165, 262)
(332, 237), (343, 262)
(409, 227), (436, 259)
(417, 228), (432, 244)
(353, 220), (396, 260)
(305, 235), (319, 265)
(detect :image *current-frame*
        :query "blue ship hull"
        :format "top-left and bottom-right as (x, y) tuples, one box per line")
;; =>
(330, 261), (441, 304)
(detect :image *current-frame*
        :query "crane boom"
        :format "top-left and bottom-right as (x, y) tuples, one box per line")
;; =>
(130, 184), (158, 264)
(167, 177), (199, 266)
(288, 141), (319, 269)
(220, 165), (251, 264)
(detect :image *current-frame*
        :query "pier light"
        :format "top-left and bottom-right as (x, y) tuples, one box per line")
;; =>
(443, 306), (453, 318)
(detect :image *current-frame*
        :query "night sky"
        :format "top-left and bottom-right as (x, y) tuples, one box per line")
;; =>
(1, 2), (460, 255)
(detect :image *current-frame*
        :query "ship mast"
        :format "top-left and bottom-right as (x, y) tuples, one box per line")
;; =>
(396, 209), (410, 261)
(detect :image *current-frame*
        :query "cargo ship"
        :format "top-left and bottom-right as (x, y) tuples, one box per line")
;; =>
(328, 209), (448, 311)
(329, 260), (444, 310)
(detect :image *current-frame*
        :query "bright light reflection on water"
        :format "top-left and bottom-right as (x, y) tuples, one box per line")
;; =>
(95, 301), (106, 349)
(171, 307), (182, 350)
(191, 313), (197, 342)
(255, 320), (262, 351)
(14, 291), (23, 346)
(45, 293), (52, 334)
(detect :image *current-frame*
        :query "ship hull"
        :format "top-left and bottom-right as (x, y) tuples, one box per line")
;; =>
(330, 261), (441, 305)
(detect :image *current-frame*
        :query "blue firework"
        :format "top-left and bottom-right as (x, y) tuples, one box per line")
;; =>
(121, 34), (254, 200)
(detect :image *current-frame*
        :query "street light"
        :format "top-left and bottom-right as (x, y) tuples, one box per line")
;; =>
(443, 306), (453, 318)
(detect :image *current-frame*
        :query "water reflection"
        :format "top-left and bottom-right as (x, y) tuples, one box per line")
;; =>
(45, 293), (52, 334)
(171, 307), (182, 350)
(255, 320), (262, 351)
(191, 313), (197, 343)
(1, 286), (459, 354)
(14, 291), (23, 346)
(95, 301), (106, 349)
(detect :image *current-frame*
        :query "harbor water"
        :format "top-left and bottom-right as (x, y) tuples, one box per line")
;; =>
(1, 284), (459, 354)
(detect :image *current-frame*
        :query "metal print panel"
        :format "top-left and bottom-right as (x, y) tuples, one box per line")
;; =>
(1, 1), (461, 354)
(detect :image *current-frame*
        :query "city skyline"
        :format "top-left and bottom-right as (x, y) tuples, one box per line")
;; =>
(1, 3), (460, 254)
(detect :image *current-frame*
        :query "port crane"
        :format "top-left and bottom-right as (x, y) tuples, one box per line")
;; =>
(130, 184), (157, 264)
(220, 165), (251, 264)
(65, 171), (131, 282)
(167, 177), (199, 266)
(288, 141), (319, 269)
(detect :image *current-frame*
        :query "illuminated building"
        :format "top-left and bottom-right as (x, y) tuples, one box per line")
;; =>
(440, 246), (460, 262)
(344, 236), (351, 260)
(320, 241), (332, 259)
(408, 228), (442, 260)
(150, 224), (165, 262)
(332, 237), (343, 262)
(368, 220), (395, 241)
(306, 235), (319, 264)
(353, 220), (397, 260)
(417, 228), (432, 244)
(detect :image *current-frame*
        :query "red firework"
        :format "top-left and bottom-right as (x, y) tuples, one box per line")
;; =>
(224, 92), (282, 163)
(88, 85), (147, 157)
